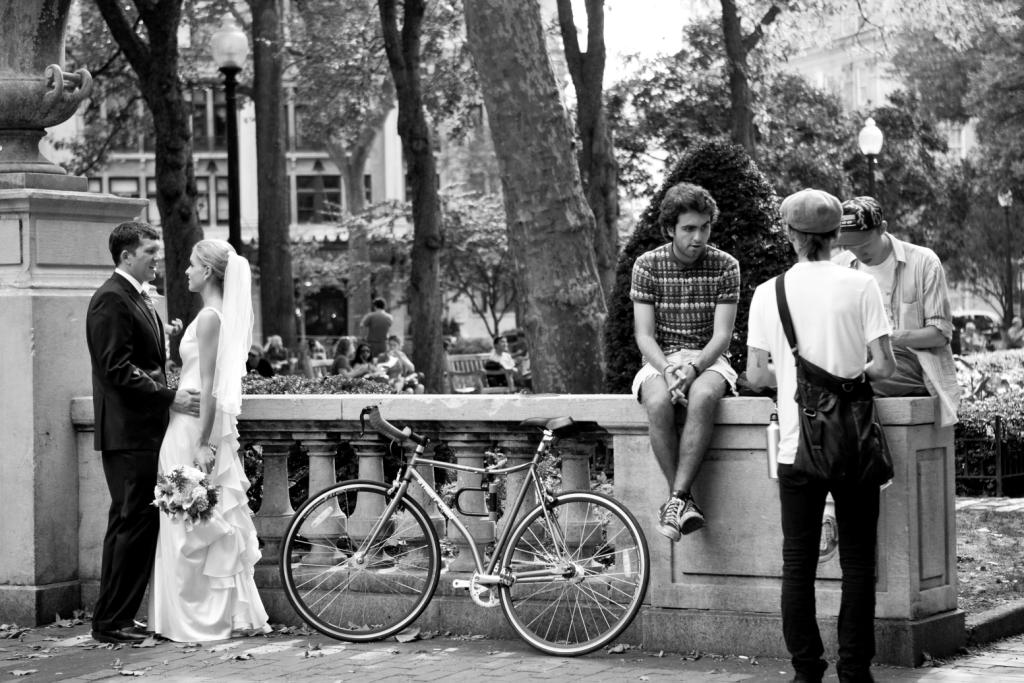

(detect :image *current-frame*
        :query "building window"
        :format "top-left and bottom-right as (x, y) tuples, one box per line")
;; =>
(87, 178), (102, 193)
(211, 89), (228, 151)
(293, 104), (318, 151)
(363, 174), (373, 204)
(145, 177), (158, 224)
(297, 174), (341, 223)
(191, 90), (209, 151)
(196, 177), (210, 223)
(215, 176), (229, 223)
(109, 177), (140, 198)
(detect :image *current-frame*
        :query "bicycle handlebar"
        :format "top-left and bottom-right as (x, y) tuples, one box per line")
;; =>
(361, 405), (429, 446)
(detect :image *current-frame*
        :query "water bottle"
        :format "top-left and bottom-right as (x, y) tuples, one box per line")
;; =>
(765, 412), (780, 479)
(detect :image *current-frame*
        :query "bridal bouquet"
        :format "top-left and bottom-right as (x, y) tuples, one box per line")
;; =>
(153, 465), (221, 530)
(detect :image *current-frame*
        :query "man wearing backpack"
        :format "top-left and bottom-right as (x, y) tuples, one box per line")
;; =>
(744, 189), (895, 683)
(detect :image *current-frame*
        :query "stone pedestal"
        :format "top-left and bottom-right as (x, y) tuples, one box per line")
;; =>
(0, 183), (145, 624)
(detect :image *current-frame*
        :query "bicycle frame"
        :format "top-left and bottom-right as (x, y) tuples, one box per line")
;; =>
(355, 428), (570, 583)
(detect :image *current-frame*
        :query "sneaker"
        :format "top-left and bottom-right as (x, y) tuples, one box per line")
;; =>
(678, 495), (705, 535)
(657, 496), (684, 541)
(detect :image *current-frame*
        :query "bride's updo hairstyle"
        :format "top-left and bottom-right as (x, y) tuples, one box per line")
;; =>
(193, 239), (236, 286)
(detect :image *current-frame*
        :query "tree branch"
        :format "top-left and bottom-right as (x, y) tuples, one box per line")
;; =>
(742, 2), (783, 54)
(93, 0), (152, 79)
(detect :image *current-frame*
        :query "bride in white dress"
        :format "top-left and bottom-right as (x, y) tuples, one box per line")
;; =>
(149, 239), (270, 642)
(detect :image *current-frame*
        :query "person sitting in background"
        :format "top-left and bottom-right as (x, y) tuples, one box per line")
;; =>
(380, 335), (424, 393)
(307, 338), (327, 360)
(246, 345), (275, 377)
(488, 335), (517, 372)
(263, 334), (289, 371)
(1006, 317), (1024, 350)
(485, 335), (520, 389)
(349, 342), (388, 381)
(330, 336), (356, 376)
(961, 322), (985, 355)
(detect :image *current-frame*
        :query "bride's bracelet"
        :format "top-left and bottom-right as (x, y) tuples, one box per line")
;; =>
(207, 442), (218, 454)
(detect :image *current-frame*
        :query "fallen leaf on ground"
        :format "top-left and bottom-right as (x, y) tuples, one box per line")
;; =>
(227, 653), (254, 661)
(119, 670), (145, 677)
(11, 670), (37, 677)
(133, 637), (159, 648)
(395, 627), (420, 643)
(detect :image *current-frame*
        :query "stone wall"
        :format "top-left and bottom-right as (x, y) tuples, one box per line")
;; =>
(70, 393), (964, 665)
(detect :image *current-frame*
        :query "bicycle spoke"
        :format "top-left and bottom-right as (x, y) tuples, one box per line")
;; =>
(499, 492), (649, 656)
(281, 483), (440, 642)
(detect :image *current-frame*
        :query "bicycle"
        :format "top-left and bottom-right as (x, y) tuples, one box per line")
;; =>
(279, 405), (651, 656)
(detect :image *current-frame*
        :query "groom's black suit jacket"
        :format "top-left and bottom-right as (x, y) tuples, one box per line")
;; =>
(86, 273), (175, 451)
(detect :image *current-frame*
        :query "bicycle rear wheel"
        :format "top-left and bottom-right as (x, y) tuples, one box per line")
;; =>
(280, 480), (441, 641)
(498, 491), (650, 656)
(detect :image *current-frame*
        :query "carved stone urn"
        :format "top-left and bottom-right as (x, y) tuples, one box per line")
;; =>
(0, 0), (92, 175)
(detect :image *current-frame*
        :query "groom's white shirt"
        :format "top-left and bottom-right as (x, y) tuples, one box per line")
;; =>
(115, 267), (144, 294)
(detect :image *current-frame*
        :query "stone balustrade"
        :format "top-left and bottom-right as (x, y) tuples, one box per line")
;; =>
(70, 393), (963, 665)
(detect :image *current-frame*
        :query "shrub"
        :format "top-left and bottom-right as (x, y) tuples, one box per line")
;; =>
(955, 349), (1024, 495)
(241, 374), (391, 395)
(604, 138), (790, 393)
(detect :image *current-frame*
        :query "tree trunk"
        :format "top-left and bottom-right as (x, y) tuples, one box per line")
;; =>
(378, 0), (444, 393)
(326, 101), (392, 337)
(720, 0), (783, 158)
(556, 0), (619, 300)
(93, 0), (202, 362)
(249, 0), (296, 350)
(465, 0), (606, 393)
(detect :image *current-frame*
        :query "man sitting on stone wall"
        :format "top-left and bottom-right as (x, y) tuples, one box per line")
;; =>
(630, 182), (740, 541)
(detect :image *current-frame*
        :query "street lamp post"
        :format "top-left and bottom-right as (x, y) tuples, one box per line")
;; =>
(999, 189), (1014, 322)
(210, 14), (249, 252)
(858, 117), (884, 197)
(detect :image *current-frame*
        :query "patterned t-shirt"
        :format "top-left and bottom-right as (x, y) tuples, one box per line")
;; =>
(630, 243), (740, 354)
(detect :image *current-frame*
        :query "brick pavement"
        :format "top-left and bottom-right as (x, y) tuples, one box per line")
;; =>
(1, 621), (1024, 683)
(4, 497), (1021, 682)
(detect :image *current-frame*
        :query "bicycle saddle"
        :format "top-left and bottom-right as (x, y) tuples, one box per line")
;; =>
(519, 416), (583, 437)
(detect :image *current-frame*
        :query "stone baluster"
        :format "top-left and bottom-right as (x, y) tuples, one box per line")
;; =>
(495, 434), (536, 539)
(253, 441), (296, 565)
(300, 441), (347, 565)
(447, 437), (494, 572)
(559, 444), (601, 555)
(408, 451), (445, 539)
(345, 438), (388, 541)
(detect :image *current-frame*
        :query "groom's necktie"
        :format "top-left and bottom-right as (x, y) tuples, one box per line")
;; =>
(140, 289), (159, 330)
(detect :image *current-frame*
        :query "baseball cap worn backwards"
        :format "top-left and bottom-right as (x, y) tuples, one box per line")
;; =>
(837, 196), (883, 247)
(780, 189), (842, 234)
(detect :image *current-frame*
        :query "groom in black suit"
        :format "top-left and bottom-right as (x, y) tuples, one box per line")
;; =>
(86, 221), (199, 644)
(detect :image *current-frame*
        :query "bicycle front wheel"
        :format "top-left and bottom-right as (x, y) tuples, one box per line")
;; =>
(280, 480), (441, 642)
(498, 491), (650, 656)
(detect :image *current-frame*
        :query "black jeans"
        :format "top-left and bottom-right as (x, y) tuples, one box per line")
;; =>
(778, 464), (880, 681)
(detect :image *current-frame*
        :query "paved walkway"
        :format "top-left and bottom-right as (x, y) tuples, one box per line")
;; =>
(4, 498), (1018, 681)
(2, 621), (1024, 683)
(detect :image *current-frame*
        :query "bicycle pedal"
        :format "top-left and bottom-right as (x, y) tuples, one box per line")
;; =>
(452, 579), (471, 590)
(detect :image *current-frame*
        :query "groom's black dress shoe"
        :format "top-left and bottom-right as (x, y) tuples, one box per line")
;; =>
(92, 627), (148, 644)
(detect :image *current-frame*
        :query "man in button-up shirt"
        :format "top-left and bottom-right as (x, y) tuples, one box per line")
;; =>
(833, 196), (960, 427)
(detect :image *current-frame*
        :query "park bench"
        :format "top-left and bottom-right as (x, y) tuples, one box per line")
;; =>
(447, 353), (516, 394)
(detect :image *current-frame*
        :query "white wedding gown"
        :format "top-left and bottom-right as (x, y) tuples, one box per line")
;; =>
(149, 307), (270, 642)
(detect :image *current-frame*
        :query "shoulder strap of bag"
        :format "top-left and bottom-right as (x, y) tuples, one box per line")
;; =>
(775, 272), (799, 356)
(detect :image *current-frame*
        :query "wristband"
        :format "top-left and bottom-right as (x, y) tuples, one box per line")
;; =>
(687, 361), (701, 375)
(207, 442), (218, 454)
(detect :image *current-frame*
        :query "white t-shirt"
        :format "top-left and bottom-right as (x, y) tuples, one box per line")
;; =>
(861, 250), (896, 326)
(747, 261), (891, 464)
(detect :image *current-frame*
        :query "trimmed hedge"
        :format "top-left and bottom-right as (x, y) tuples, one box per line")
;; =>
(604, 139), (792, 393)
(241, 373), (391, 395)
